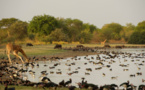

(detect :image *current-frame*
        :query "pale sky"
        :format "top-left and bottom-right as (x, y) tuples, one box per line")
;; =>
(0, 0), (145, 28)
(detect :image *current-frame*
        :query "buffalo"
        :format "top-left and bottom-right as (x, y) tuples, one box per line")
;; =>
(76, 45), (84, 48)
(26, 43), (33, 46)
(54, 44), (62, 49)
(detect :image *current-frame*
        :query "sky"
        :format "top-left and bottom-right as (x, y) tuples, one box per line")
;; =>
(0, 0), (145, 28)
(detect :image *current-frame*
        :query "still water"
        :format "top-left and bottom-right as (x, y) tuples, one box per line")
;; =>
(22, 48), (145, 88)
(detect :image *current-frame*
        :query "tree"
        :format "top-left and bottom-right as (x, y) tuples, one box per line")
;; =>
(91, 29), (103, 43)
(28, 15), (58, 36)
(83, 23), (97, 33)
(64, 18), (83, 42)
(135, 20), (145, 31)
(48, 28), (67, 41)
(9, 21), (28, 40)
(79, 29), (92, 43)
(0, 29), (7, 43)
(0, 18), (19, 28)
(0, 18), (19, 37)
(128, 21), (145, 44)
(101, 23), (123, 40)
(128, 31), (145, 44)
(120, 23), (135, 41)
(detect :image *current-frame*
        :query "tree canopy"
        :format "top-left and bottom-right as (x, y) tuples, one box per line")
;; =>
(0, 14), (145, 44)
(0, 18), (27, 43)
(9, 21), (28, 40)
(128, 21), (145, 44)
(0, 18), (19, 29)
(28, 15), (58, 36)
(101, 23), (123, 40)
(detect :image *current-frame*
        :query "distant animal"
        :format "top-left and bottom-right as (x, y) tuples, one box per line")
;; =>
(50, 71), (54, 74)
(26, 43), (33, 46)
(111, 76), (118, 80)
(130, 74), (135, 77)
(136, 72), (142, 76)
(85, 72), (90, 75)
(115, 45), (122, 49)
(76, 45), (84, 48)
(56, 72), (62, 74)
(102, 73), (106, 77)
(101, 39), (107, 45)
(54, 44), (62, 49)
(86, 68), (92, 72)
(95, 67), (102, 70)
(104, 44), (111, 48)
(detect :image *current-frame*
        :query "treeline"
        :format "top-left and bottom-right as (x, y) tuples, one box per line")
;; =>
(0, 14), (145, 44)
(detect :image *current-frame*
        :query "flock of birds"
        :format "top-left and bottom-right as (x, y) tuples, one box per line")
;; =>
(0, 48), (145, 90)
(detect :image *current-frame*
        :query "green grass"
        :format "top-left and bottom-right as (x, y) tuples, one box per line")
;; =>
(0, 44), (98, 58)
(0, 43), (145, 58)
(24, 45), (67, 56)
(0, 44), (68, 58)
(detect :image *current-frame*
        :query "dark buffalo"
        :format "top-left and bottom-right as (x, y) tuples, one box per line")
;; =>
(54, 44), (62, 49)
(115, 45), (125, 49)
(104, 44), (111, 48)
(26, 43), (33, 46)
(76, 45), (84, 48)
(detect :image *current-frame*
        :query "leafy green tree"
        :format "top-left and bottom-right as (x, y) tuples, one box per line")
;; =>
(135, 21), (145, 31)
(101, 23), (123, 40)
(28, 15), (58, 36)
(120, 23), (135, 41)
(91, 29), (103, 43)
(128, 31), (145, 44)
(0, 18), (19, 37)
(79, 29), (92, 43)
(64, 18), (83, 42)
(101, 28), (113, 40)
(9, 21), (28, 40)
(0, 18), (19, 28)
(83, 23), (97, 33)
(128, 21), (145, 44)
(57, 18), (97, 42)
(28, 34), (35, 40)
(57, 18), (68, 32)
(0, 29), (7, 43)
(48, 28), (67, 41)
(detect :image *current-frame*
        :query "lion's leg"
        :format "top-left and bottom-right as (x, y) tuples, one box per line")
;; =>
(13, 51), (24, 64)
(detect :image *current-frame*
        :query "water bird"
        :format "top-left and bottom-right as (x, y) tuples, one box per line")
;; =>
(85, 72), (90, 75)
(59, 80), (65, 87)
(41, 77), (51, 83)
(41, 70), (48, 76)
(36, 64), (39, 68)
(64, 78), (72, 86)
(120, 81), (130, 90)
(111, 76), (118, 80)
(102, 73), (106, 77)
